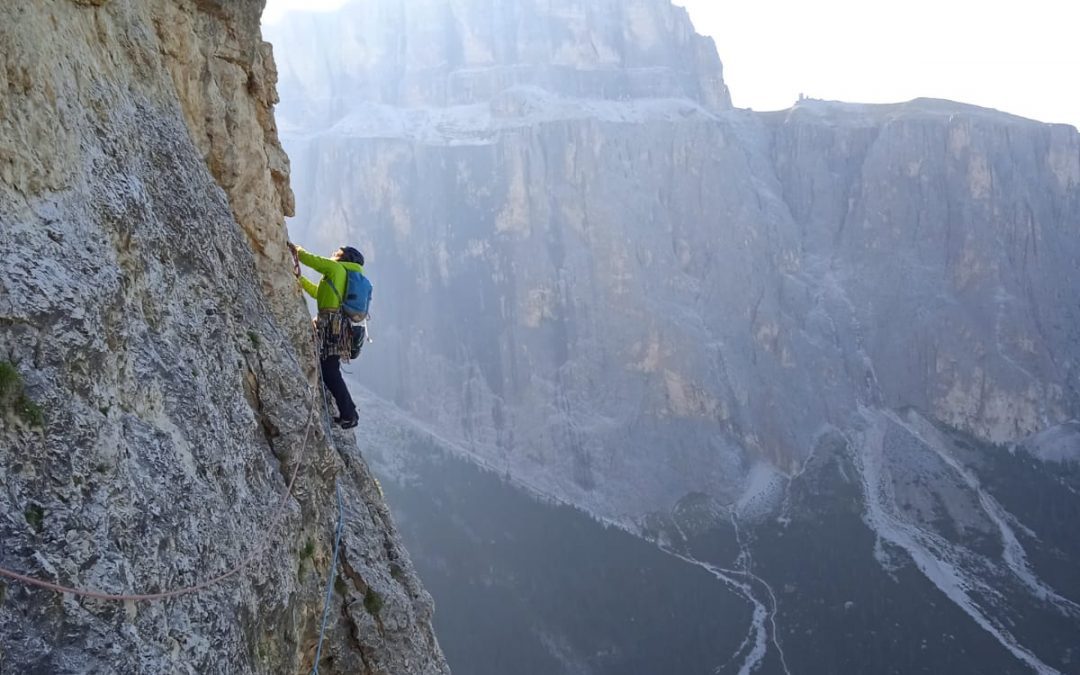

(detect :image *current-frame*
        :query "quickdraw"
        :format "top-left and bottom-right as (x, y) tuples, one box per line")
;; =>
(290, 245), (302, 278)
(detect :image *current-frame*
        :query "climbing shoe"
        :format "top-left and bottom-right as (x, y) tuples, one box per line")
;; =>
(337, 413), (359, 430)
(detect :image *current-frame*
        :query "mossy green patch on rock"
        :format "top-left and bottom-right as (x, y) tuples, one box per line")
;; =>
(334, 576), (349, 597)
(0, 362), (43, 428)
(0, 362), (20, 402)
(363, 588), (383, 616)
(24, 504), (44, 533)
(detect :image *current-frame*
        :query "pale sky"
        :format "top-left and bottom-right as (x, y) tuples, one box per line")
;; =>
(263, 0), (1080, 128)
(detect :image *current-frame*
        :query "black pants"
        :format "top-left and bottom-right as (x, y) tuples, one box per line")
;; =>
(320, 355), (356, 420)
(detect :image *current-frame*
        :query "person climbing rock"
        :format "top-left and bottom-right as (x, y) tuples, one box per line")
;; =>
(289, 242), (369, 429)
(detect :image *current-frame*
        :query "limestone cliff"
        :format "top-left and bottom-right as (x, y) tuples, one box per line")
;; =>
(273, 1), (1079, 521)
(0, 1), (448, 673)
(766, 99), (1080, 444)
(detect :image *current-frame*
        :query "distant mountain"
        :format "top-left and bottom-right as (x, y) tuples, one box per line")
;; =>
(268, 0), (1080, 671)
(270, 0), (729, 127)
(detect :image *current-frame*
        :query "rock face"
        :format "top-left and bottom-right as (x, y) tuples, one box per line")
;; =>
(0, 1), (447, 673)
(766, 100), (1080, 445)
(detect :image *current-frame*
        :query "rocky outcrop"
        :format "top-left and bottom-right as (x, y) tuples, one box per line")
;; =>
(0, 1), (447, 673)
(273, 0), (1080, 522)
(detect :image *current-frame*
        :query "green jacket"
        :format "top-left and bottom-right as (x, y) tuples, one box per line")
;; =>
(296, 247), (365, 311)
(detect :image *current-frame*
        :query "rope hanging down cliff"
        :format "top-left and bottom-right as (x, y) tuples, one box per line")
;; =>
(311, 480), (345, 675)
(0, 309), (333, 603)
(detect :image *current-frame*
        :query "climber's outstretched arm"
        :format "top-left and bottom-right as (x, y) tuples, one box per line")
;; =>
(295, 247), (338, 276)
(299, 276), (318, 298)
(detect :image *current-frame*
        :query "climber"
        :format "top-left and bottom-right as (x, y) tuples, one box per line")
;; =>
(288, 242), (370, 429)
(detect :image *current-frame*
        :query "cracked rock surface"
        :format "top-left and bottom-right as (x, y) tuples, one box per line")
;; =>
(0, 1), (448, 673)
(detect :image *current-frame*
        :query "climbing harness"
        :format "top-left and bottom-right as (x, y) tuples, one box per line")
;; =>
(315, 309), (355, 362)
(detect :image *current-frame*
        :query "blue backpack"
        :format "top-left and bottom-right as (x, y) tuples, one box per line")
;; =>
(337, 269), (372, 321)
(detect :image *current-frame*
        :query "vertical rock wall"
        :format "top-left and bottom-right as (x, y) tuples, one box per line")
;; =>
(768, 100), (1080, 442)
(0, 1), (448, 673)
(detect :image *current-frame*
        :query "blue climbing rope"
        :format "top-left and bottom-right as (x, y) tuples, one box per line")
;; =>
(311, 480), (345, 675)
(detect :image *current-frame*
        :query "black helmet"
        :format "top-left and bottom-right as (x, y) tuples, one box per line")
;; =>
(340, 246), (365, 266)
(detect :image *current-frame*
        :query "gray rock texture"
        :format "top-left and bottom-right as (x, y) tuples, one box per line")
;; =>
(272, 0), (1080, 523)
(0, 1), (448, 673)
(767, 100), (1080, 444)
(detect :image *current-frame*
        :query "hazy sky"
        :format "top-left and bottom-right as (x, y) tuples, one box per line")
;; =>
(263, 0), (1080, 127)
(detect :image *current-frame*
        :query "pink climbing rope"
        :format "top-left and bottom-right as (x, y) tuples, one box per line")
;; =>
(0, 386), (321, 602)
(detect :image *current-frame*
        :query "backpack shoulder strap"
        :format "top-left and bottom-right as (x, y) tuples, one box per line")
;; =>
(324, 263), (348, 304)
(325, 276), (343, 303)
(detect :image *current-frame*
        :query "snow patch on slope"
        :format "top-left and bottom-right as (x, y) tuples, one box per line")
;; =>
(734, 461), (786, 522)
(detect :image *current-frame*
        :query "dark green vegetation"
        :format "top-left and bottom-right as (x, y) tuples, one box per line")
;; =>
(0, 362), (18, 399)
(23, 505), (44, 534)
(334, 576), (349, 598)
(0, 362), (42, 428)
(363, 588), (383, 616)
(373, 438), (752, 675)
